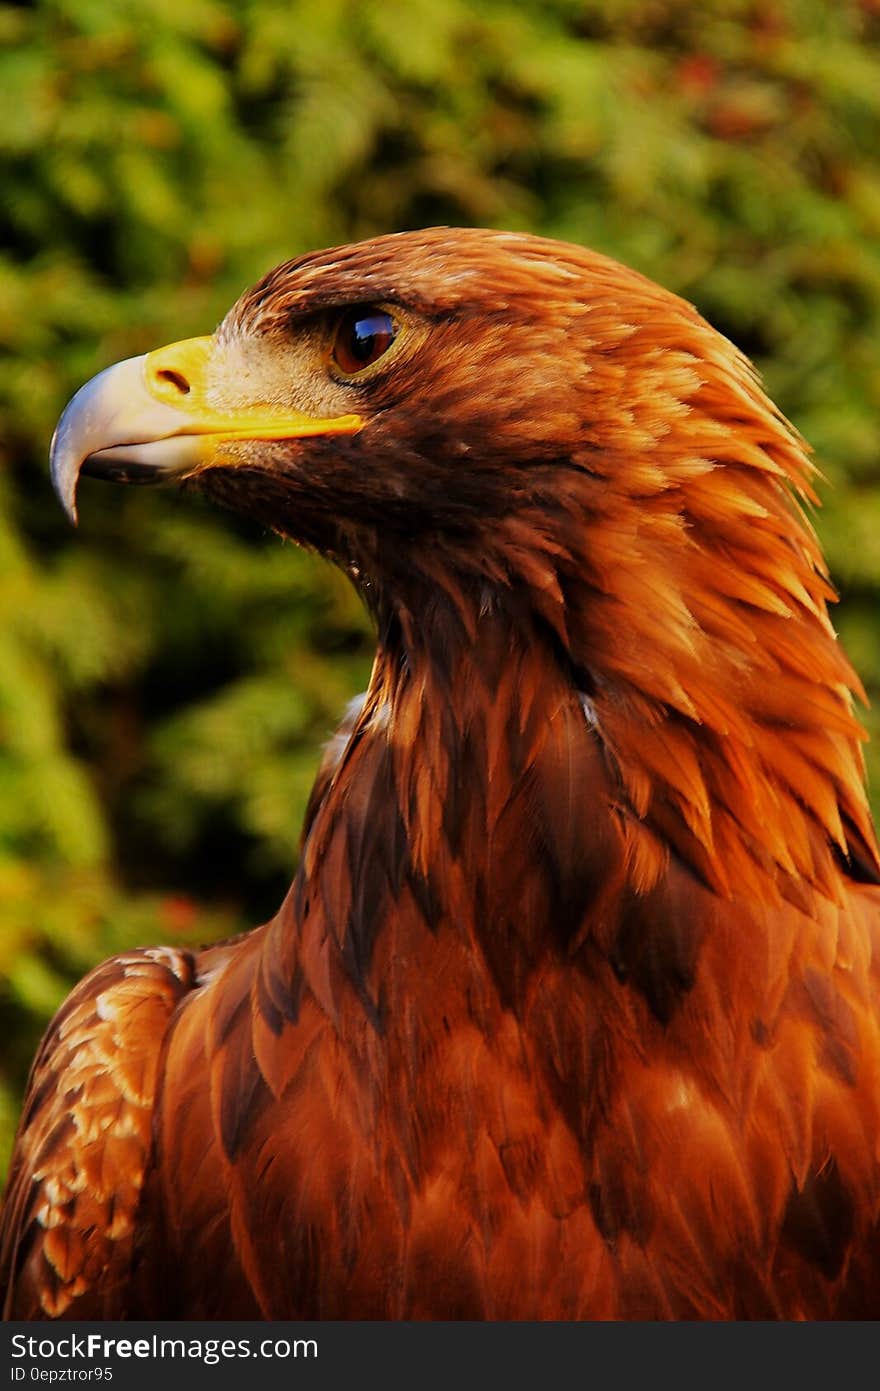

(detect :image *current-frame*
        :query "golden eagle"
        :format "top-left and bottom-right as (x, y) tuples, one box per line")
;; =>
(3, 229), (880, 1319)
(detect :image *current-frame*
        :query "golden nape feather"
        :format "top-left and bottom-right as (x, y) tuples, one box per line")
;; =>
(3, 228), (880, 1319)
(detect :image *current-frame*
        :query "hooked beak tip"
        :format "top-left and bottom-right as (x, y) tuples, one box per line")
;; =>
(49, 426), (81, 528)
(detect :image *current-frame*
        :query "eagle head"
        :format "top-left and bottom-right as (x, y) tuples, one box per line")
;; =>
(51, 227), (737, 579)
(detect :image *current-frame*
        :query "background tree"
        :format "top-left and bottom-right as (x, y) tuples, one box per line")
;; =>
(2, 0), (880, 1174)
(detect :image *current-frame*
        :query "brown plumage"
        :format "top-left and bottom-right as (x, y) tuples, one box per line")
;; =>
(3, 227), (880, 1319)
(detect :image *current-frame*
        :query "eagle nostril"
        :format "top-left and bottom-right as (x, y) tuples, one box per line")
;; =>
(155, 368), (191, 397)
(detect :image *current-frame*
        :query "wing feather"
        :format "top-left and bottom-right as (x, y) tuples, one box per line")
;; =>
(0, 946), (196, 1318)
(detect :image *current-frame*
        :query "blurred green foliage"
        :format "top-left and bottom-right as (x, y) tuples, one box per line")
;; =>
(2, 0), (880, 1175)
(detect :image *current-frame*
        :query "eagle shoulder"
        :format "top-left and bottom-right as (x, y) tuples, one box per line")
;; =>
(0, 945), (197, 1318)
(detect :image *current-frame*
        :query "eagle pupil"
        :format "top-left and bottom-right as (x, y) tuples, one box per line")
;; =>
(334, 309), (396, 374)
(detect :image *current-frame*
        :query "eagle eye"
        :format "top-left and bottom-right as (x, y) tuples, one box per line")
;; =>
(331, 307), (397, 376)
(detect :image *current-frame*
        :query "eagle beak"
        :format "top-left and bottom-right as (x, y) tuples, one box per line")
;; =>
(50, 335), (363, 524)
